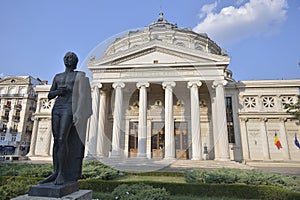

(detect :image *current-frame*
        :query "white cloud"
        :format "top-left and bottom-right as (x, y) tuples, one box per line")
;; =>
(198, 2), (218, 19)
(0, 73), (4, 78)
(193, 0), (288, 46)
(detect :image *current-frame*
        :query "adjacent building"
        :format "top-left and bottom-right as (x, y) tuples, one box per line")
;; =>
(0, 76), (44, 158)
(28, 14), (300, 162)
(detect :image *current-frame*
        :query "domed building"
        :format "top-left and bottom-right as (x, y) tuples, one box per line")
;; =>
(29, 14), (300, 162)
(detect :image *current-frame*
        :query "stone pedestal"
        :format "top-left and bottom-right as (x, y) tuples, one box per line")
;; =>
(28, 182), (80, 198)
(12, 190), (92, 200)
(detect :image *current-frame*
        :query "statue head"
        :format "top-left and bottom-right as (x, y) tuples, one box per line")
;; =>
(64, 52), (78, 69)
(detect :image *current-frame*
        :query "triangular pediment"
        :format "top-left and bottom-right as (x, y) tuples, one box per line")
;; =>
(89, 40), (230, 68)
(0, 76), (30, 85)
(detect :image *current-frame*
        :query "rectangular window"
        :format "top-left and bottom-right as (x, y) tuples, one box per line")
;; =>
(226, 97), (235, 143)
(11, 134), (17, 142)
(0, 133), (5, 141)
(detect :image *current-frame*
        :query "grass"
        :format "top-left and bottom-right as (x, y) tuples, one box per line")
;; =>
(1, 161), (300, 199)
(92, 192), (240, 200)
(115, 175), (185, 183)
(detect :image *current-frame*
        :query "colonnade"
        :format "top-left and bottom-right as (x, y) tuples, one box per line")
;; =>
(87, 80), (230, 160)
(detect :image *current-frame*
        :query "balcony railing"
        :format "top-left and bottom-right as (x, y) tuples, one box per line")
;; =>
(4, 105), (11, 110)
(14, 104), (22, 110)
(1, 116), (9, 122)
(12, 116), (20, 122)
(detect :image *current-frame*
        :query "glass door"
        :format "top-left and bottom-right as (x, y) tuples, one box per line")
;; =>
(151, 122), (165, 158)
(129, 122), (138, 157)
(175, 122), (189, 159)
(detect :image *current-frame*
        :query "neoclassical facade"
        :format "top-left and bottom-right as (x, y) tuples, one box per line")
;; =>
(29, 14), (300, 162)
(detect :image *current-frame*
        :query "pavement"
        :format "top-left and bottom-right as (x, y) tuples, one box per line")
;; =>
(3, 156), (300, 176)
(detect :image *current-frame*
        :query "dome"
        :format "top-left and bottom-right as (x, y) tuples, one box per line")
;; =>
(103, 13), (226, 57)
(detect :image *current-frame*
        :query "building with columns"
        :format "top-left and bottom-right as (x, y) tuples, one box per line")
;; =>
(28, 14), (300, 162)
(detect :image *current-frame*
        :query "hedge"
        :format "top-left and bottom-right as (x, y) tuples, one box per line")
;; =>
(1, 176), (300, 200)
(78, 179), (300, 200)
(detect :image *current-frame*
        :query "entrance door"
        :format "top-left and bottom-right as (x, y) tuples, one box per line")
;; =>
(129, 122), (138, 157)
(151, 122), (165, 158)
(175, 122), (189, 159)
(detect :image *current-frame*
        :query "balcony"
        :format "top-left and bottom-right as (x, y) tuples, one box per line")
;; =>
(1, 116), (9, 122)
(4, 105), (11, 110)
(14, 104), (22, 110)
(12, 116), (20, 122)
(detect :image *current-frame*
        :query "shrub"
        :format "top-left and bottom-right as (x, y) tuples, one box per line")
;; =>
(78, 179), (300, 200)
(81, 160), (119, 180)
(184, 168), (300, 193)
(0, 177), (40, 200)
(112, 183), (170, 200)
(0, 163), (53, 178)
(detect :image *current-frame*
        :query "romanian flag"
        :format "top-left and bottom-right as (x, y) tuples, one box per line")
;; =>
(274, 132), (282, 149)
(295, 134), (300, 149)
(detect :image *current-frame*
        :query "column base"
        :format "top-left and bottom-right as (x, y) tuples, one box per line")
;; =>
(214, 157), (230, 161)
(110, 150), (121, 158)
(191, 157), (202, 161)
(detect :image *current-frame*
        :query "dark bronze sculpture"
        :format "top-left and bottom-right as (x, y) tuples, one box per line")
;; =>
(40, 52), (92, 185)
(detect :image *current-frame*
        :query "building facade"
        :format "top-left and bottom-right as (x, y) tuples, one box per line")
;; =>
(0, 76), (43, 157)
(29, 15), (300, 162)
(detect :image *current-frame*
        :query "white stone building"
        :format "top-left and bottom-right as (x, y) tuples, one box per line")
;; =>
(29, 14), (300, 162)
(0, 76), (44, 157)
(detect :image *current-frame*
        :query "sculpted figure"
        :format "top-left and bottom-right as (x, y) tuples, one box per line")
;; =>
(40, 52), (92, 185)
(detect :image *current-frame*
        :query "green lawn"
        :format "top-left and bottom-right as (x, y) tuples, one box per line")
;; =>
(1, 161), (300, 200)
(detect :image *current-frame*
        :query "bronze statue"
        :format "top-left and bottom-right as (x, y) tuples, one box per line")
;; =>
(41, 52), (92, 185)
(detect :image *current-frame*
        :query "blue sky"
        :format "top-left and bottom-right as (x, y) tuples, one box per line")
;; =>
(0, 0), (299, 83)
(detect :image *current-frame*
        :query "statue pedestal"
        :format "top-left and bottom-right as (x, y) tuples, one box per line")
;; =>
(12, 189), (92, 200)
(28, 182), (80, 198)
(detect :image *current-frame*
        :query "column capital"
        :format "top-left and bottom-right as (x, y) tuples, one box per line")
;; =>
(91, 82), (102, 89)
(279, 117), (287, 122)
(212, 80), (228, 88)
(260, 117), (268, 122)
(136, 82), (150, 89)
(162, 81), (176, 89)
(112, 82), (125, 89)
(187, 81), (202, 89)
(240, 117), (248, 122)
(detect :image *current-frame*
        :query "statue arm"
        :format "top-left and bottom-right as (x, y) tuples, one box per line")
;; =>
(48, 75), (60, 100)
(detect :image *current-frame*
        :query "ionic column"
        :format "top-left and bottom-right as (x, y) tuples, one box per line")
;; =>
(111, 82), (125, 157)
(260, 118), (270, 160)
(27, 116), (39, 156)
(279, 118), (290, 160)
(87, 83), (101, 157)
(136, 82), (150, 158)
(162, 81), (176, 159)
(240, 117), (250, 161)
(96, 87), (107, 157)
(187, 81), (202, 160)
(213, 80), (230, 161)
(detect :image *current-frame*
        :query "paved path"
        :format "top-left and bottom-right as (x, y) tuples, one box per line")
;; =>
(5, 157), (300, 176)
